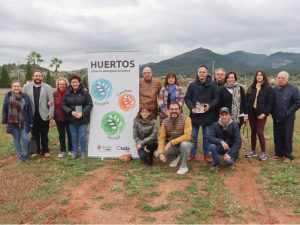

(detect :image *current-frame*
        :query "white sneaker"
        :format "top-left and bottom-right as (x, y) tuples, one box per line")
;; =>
(169, 155), (180, 167)
(177, 167), (189, 175)
(154, 150), (160, 159)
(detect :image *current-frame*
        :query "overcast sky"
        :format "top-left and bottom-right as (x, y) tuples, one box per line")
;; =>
(1, 0), (300, 71)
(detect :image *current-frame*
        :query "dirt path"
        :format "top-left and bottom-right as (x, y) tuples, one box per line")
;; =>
(224, 157), (300, 224)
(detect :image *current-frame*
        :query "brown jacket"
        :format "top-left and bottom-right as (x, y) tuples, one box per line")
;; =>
(139, 78), (161, 112)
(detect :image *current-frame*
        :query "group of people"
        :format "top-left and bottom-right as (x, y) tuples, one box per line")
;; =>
(2, 65), (300, 175)
(2, 70), (93, 162)
(136, 66), (300, 174)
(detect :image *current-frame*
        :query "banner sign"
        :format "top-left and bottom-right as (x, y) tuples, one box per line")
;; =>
(87, 51), (139, 158)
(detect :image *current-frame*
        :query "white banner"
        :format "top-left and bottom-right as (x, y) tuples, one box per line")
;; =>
(87, 51), (139, 158)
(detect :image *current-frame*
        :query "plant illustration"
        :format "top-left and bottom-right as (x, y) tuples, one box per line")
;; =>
(101, 111), (125, 136)
(118, 93), (136, 111)
(91, 78), (112, 101)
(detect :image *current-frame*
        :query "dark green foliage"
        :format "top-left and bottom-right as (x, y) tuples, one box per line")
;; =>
(0, 66), (11, 88)
(82, 75), (89, 89)
(25, 62), (32, 82)
(45, 70), (54, 87)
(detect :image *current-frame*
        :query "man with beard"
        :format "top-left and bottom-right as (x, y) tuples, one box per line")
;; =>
(139, 67), (162, 119)
(23, 70), (54, 158)
(208, 107), (242, 168)
(158, 102), (192, 175)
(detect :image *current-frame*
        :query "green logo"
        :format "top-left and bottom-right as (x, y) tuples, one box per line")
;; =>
(101, 111), (125, 136)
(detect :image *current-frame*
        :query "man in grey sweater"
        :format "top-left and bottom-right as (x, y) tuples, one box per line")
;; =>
(23, 70), (54, 157)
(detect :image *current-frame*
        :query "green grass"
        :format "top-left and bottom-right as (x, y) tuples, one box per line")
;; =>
(143, 204), (170, 212)
(91, 194), (104, 200)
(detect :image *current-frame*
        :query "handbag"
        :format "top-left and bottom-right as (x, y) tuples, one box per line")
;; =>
(29, 138), (38, 154)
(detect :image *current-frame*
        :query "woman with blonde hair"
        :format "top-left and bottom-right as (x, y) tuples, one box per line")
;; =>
(53, 77), (72, 157)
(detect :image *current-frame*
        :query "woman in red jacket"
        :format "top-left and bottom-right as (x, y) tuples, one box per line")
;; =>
(53, 77), (72, 158)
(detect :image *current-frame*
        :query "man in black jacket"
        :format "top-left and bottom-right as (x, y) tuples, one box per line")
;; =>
(272, 71), (300, 163)
(208, 107), (242, 167)
(184, 65), (219, 162)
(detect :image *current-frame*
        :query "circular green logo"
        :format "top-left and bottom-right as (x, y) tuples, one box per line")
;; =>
(101, 111), (125, 136)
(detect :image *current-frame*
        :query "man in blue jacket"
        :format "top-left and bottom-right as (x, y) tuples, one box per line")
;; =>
(208, 107), (242, 167)
(272, 71), (300, 163)
(184, 65), (219, 162)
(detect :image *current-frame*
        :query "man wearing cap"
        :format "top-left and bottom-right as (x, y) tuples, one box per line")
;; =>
(208, 107), (242, 167)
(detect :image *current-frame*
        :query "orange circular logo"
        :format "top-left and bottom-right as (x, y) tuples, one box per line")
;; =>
(118, 93), (136, 111)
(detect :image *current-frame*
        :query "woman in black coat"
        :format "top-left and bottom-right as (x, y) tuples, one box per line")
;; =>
(245, 70), (273, 160)
(219, 72), (248, 128)
(61, 75), (93, 159)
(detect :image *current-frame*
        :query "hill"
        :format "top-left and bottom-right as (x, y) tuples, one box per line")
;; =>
(140, 47), (300, 76)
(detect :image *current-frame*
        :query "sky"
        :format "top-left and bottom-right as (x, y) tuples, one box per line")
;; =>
(1, 0), (300, 71)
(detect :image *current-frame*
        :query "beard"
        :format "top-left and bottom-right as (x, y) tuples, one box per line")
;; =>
(34, 79), (42, 84)
(170, 112), (179, 119)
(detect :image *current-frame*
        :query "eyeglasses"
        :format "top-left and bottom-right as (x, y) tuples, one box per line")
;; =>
(58, 83), (66, 86)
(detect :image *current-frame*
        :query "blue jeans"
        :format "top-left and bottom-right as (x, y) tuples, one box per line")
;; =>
(69, 123), (88, 157)
(191, 125), (210, 156)
(12, 127), (30, 161)
(209, 144), (235, 166)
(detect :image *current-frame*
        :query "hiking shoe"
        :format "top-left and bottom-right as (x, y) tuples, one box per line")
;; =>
(81, 154), (86, 160)
(43, 152), (51, 158)
(283, 157), (291, 163)
(259, 152), (267, 161)
(176, 167), (188, 175)
(272, 155), (282, 161)
(154, 150), (160, 159)
(188, 154), (195, 161)
(204, 154), (213, 162)
(69, 152), (77, 159)
(169, 155), (180, 167)
(245, 150), (257, 158)
(57, 152), (66, 158)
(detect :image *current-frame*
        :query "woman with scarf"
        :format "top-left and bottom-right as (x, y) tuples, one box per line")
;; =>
(219, 72), (248, 129)
(245, 70), (273, 160)
(2, 80), (33, 162)
(53, 77), (72, 158)
(158, 72), (185, 124)
(133, 107), (158, 166)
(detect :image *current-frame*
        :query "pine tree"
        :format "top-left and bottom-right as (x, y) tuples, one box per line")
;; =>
(45, 70), (53, 86)
(0, 66), (11, 88)
(25, 62), (32, 83)
(82, 75), (89, 89)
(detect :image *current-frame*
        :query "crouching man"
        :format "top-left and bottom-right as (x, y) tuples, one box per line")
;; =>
(208, 107), (242, 168)
(158, 102), (193, 175)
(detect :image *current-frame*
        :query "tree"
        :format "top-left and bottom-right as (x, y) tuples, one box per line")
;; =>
(26, 51), (44, 66)
(82, 75), (89, 90)
(25, 61), (32, 83)
(45, 70), (53, 87)
(0, 66), (11, 88)
(49, 57), (63, 76)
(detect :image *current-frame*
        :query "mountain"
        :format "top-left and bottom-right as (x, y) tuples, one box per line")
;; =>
(140, 48), (300, 76)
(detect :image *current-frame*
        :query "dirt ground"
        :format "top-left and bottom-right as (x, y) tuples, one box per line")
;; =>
(0, 149), (300, 224)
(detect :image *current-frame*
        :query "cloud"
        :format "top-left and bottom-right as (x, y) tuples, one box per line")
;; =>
(1, 0), (300, 70)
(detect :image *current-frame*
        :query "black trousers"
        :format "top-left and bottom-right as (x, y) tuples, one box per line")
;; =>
(138, 140), (158, 165)
(273, 121), (295, 159)
(32, 113), (50, 154)
(55, 121), (72, 152)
